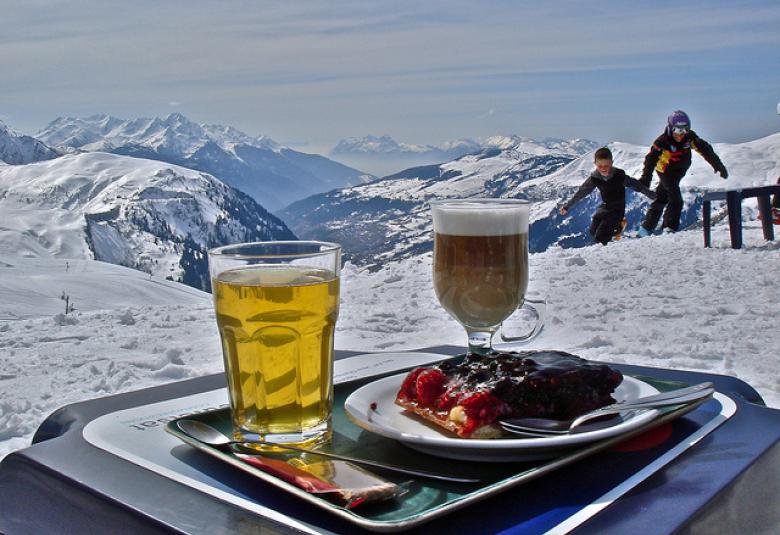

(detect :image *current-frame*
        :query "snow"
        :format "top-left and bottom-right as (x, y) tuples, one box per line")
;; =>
(332, 134), (434, 155)
(523, 133), (780, 193)
(1, 218), (778, 461)
(36, 113), (282, 157)
(332, 134), (594, 158)
(329, 134), (594, 178)
(0, 151), (291, 281)
(36, 114), (369, 210)
(0, 120), (59, 165)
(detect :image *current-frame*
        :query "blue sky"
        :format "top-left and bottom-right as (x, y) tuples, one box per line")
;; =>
(2, 0), (779, 152)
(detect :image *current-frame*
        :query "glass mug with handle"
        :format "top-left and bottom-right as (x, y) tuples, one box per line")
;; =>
(430, 198), (544, 355)
(208, 241), (341, 447)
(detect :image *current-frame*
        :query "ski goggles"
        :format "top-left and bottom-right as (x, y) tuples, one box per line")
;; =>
(671, 125), (690, 135)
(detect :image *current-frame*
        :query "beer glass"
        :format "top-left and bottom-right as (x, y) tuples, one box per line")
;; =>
(208, 241), (341, 447)
(431, 199), (543, 355)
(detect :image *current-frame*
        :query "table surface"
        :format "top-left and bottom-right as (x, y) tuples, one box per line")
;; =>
(2, 346), (780, 535)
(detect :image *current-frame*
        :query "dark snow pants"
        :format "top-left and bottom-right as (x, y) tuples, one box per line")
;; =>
(590, 205), (624, 245)
(773, 176), (780, 209)
(642, 172), (684, 232)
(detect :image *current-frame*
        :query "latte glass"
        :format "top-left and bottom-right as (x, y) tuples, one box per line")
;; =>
(208, 241), (341, 447)
(431, 199), (543, 354)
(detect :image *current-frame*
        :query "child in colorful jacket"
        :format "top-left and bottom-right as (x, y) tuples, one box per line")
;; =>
(560, 147), (656, 245)
(638, 110), (728, 235)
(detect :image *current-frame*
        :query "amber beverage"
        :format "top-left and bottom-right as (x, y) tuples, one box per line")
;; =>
(208, 242), (341, 447)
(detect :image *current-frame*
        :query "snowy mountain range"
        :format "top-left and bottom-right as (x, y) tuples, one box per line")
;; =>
(329, 134), (599, 177)
(0, 152), (295, 290)
(281, 133), (780, 267)
(332, 134), (480, 157)
(0, 120), (60, 165)
(4, 110), (779, 285)
(37, 113), (373, 210)
(280, 137), (597, 265)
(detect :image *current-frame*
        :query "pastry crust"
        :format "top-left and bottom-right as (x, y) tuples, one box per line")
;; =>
(394, 398), (504, 439)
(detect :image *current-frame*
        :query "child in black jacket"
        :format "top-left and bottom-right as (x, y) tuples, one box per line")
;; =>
(560, 147), (656, 245)
(638, 110), (728, 235)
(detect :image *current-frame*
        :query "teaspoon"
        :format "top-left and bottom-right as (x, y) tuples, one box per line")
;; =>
(176, 419), (480, 484)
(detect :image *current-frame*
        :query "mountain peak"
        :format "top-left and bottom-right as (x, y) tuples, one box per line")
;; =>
(332, 134), (431, 155)
(37, 113), (277, 156)
(0, 120), (60, 165)
(85, 113), (115, 122)
(163, 112), (192, 126)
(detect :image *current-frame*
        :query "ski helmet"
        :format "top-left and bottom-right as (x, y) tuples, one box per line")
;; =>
(667, 110), (690, 133)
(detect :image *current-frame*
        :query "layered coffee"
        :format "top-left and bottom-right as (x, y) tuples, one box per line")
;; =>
(432, 202), (529, 331)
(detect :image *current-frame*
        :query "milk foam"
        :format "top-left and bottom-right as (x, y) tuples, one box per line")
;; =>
(432, 202), (529, 236)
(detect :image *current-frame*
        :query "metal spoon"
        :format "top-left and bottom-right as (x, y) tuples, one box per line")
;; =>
(176, 419), (480, 484)
(499, 382), (715, 436)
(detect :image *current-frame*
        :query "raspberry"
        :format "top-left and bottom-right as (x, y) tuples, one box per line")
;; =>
(397, 367), (425, 402)
(415, 368), (448, 405)
(460, 391), (503, 424)
(435, 383), (465, 411)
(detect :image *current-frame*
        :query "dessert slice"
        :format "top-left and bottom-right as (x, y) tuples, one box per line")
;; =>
(395, 350), (623, 439)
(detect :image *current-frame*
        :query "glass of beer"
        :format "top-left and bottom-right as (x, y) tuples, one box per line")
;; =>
(208, 241), (341, 447)
(431, 199), (543, 355)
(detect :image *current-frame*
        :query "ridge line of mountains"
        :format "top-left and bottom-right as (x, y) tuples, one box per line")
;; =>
(1, 114), (778, 289)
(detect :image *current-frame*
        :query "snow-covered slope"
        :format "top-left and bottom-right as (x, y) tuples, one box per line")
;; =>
(0, 120), (60, 165)
(0, 152), (295, 289)
(0, 255), (209, 320)
(37, 113), (373, 210)
(282, 133), (780, 266)
(480, 135), (599, 156)
(520, 134), (780, 250)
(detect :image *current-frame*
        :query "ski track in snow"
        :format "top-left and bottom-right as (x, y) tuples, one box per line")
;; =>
(1, 220), (779, 459)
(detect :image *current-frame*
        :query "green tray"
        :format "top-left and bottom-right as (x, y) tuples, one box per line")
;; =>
(166, 367), (711, 532)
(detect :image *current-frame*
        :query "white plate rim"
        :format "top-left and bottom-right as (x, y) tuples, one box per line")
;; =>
(343, 373), (660, 453)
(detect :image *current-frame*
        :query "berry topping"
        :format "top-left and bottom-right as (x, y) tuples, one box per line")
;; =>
(435, 383), (464, 411)
(394, 350), (623, 438)
(460, 391), (502, 420)
(397, 367), (425, 402)
(415, 368), (448, 405)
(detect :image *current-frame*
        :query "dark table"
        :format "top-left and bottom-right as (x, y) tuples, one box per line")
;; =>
(2, 346), (780, 534)
(702, 184), (780, 248)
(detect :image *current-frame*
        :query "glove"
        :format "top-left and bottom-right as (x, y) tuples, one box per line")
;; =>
(716, 166), (728, 179)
